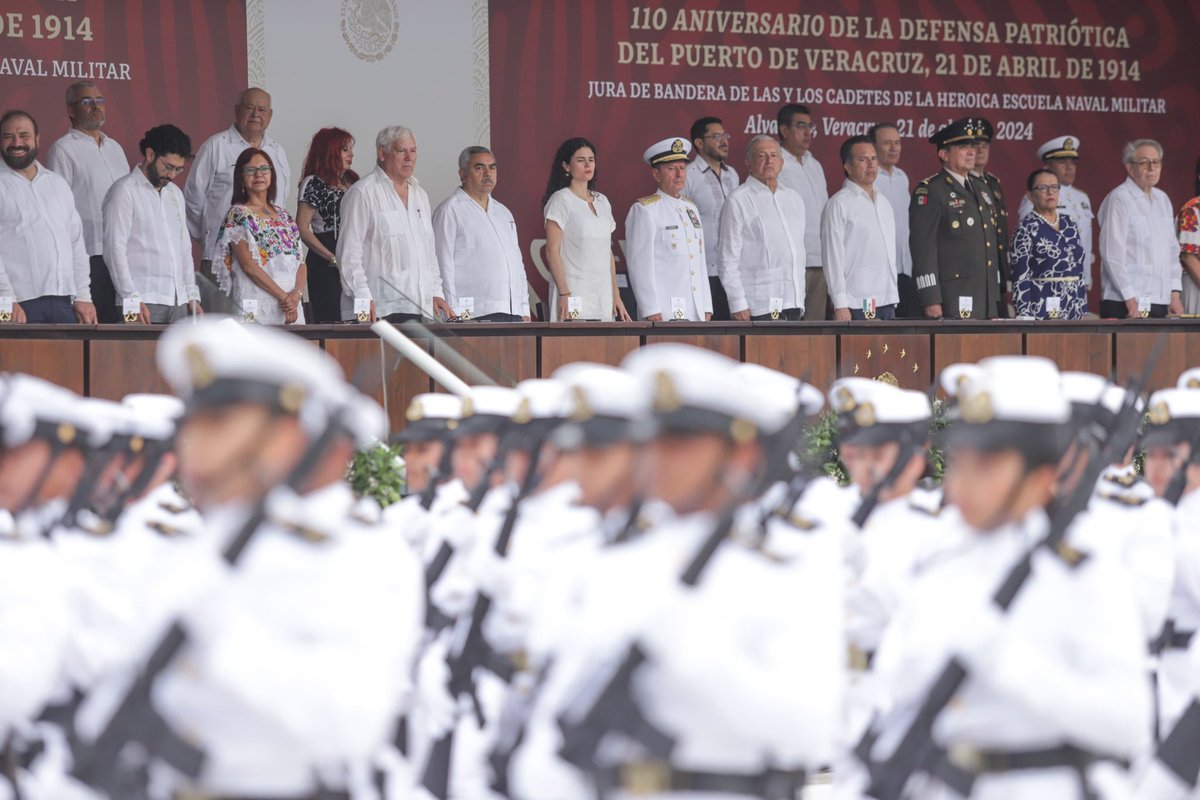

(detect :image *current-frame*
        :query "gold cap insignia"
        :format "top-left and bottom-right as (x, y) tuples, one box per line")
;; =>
(57, 422), (77, 444)
(511, 397), (533, 424)
(184, 344), (214, 390)
(1188, 377), (1200, 389)
(129, 435), (145, 454)
(959, 391), (995, 424)
(460, 396), (476, 417)
(406, 399), (424, 422)
(833, 386), (857, 414)
(570, 386), (594, 422)
(653, 371), (682, 413)
(446, 419), (458, 430)
(1147, 401), (1171, 426)
(730, 417), (757, 443)
(853, 403), (877, 427)
(670, 138), (684, 153)
(1063, 138), (1074, 149)
(278, 384), (306, 414)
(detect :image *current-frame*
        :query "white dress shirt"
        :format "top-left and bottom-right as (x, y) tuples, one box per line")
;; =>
(432, 187), (529, 318)
(684, 157), (740, 277)
(1098, 177), (1181, 304)
(0, 162), (91, 302)
(102, 165), (196, 307)
(718, 176), (807, 316)
(874, 164), (913, 277)
(779, 148), (828, 267)
(623, 189), (712, 320)
(45, 128), (130, 257)
(337, 167), (444, 319)
(821, 179), (898, 311)
(1019, 183), (1096, 288)
(543, 188), (617, 321)
(184, 125), (290, 263)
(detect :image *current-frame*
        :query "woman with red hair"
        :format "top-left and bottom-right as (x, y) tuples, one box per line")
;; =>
(215, 147), (305, 324)
(297, 128), (358, 322)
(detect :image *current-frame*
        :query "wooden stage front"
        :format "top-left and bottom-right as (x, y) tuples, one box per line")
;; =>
(2, 320), (1198, 431)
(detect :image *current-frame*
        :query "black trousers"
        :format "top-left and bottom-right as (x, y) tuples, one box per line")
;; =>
(92, 255), (119, 323)
(305, 231), (342, 324)
(22, 295), (76, 323)
(1100, 299), (1168, 319)
(383, 312), (423, 324)
(896, 274), (922, 319)
(750, 307), (804, 321)
(472, 312), (524, 322)
(708, 276), (731, 320)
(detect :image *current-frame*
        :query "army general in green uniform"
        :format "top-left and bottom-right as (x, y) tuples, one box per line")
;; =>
(910, 118), (1003, 320)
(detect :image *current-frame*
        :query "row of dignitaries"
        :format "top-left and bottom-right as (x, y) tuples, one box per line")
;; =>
(6, 315), (1200, 798)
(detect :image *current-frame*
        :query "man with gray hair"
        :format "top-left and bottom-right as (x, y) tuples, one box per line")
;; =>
(337, 125), (451, 322)
(1098, 138), (1182, 318)
(718, 134), (807, 320)
(45, 80), (129, 323)
(431, 146), (529, 321)
(184, 87), (289, 278)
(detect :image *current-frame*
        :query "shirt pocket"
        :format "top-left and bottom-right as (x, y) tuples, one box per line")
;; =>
(661, 227), (684, 253)
(380, 210), (406, 238)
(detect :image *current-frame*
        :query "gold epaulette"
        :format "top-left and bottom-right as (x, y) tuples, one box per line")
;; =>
(1051, 540), (1090, 569)
(271, 519), (331, 544)
(638, 194), (662, 206)
(147, 520), (188, 538)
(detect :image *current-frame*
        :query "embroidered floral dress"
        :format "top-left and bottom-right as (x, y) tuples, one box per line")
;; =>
(1176, 196), (1200, 315)
(215, 204), (305, 324)
(1010, 211), (1087, 320)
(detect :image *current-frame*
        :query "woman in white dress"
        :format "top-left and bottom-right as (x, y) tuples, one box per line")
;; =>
(541, 137), (631, 322)
(214, 148), (306, 325)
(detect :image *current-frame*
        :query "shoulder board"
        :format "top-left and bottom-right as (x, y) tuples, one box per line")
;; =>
(913, 185), (929, 195)
(785, 512), (820, 532)
(1102, 470), (1140, 489)
(985, 172), (1000, 181)
(158, 499), (192, 515)
(272, 519), (332, 545)
(908, 493), (943, 517)
(1096, 487), (1150, 508)
(680, 194), (694, 204)
(638, 194), (661, 206)
(79, 518), (115, 537)
(147, 520), (188, 538)
(1049, 539), (1090, 569)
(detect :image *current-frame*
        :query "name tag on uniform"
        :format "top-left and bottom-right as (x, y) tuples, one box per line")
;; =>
(769, 296), (784, 320)
(958, 296), (973, 319)
(0, 297), (12, 323)
(459, 296), (475, 321)
(353, 297), (371, 323)
(567, 295), (583, 320)
(123, 295), (141, 323)
(670, 297), (687, 320)
(1045, 296), (1061, 318)
(242, 298), (258, 323)
(1138, 297), (1151, 318)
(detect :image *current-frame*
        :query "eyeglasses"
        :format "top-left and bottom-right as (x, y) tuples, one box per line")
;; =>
(788, 121), (815, 131)
(155, 158), (187, 175)
(1131, 159), (1163, 168)
(1031, 184), (1061, 193)
(72, 97), (105, 108)
(241, 165), (273, 176)
(704, 133), (732, 141)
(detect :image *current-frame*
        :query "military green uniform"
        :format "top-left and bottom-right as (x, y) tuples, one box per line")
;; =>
(978, 170), (1012, 306)
(910, 169), (1002, 319)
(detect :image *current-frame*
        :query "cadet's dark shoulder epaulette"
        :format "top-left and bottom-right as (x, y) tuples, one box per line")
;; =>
(1048, 539), (1090, 569)
(638, 194), (661, 206)
(1096, 487), (1150, 508)
(271, 519), (332, 544)
(147, 520), (188, 538)
(1102, 469), (1140, 489)
(785, 512), (820, 532)
(158, 499), (192, 515)
(908, 492), (943, 517)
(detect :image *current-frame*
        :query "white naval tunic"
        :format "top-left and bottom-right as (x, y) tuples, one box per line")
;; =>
(102, 165), (197, 307)
(432, 187), (530, 318)
(337, 167), (444, 320)
(624, 189), (713, 321)
(45, 128), (130, 257)
(821, 179), (899, 312)
(1098, 177), (1181, 305)
(717, 176), (807, 316)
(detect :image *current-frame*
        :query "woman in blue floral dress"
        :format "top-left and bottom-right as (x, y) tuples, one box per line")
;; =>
(1010, 168), (1087, 319)
(215, 148), (306, 324)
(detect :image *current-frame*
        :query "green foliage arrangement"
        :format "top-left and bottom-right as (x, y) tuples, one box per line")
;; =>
(347, 442), (406, 507)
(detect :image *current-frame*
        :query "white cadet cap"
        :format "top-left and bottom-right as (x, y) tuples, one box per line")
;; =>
(394, 392), (463, 443)
(550, 362), (650, 449)
(121, 393), (185, 442)
(949, 356), (1071, 463)
(75, 397), (131, 448)
(456, 385), (524, 436)
(1142, 387), (1200, 448)
(1177, 367), (1200, 391)
(342, 391), (387, 450)
(1038, 135), (1080, 160)
(0, 373), (92, 450)
(157, 316), (350, 433)
(516, 379), (574, 422)
(939, 363), (982, 399)
(829, 377), (931, 444)
(643, 137), (692, 166)
(1060, 371), (1129, 420)
(622, 344), (784, 442)
(733, 362), (824, 421)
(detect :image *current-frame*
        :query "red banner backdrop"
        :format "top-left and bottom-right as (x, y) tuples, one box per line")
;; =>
(0, 0), (247, 172)
(489, 0), (1200, 300)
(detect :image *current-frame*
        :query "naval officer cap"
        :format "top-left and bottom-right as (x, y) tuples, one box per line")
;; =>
(157, 316), (350, 432)
(733, 363), (824, 430)
(1177, 367), (1200, 391)
(929, 117), (989, 148)
(1140, 388), (1200, 449)
(1038, 135), (1080, 161)
(946, 356), (1071, 465)
(121, 394), (185, 443)
(643, 137), (692, 167)
(829, 377), (932, 446)
(503, 378), (574, 448)
(455, 385), (524, 438)
(622, 344), (787, 443)
(550, 362), (650, 450)
(393, 392), (463, 444)
(1060, 371), (1133, 431)
(0, 373), (95, 451)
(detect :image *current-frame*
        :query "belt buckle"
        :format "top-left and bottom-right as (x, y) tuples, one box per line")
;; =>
(948, 743), (988, 774)
(620, 760), (672, 795)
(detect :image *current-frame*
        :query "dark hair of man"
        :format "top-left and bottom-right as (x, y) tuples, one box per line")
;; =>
(1026, 167), (1057, 192)
(775, 103), (811, 132)
(0, 110), (38, 135)
(138, 124), (193, 160)
(840, 135), (874, 166)
(542, 137), (597, 208)
(690, 116), (722, 145)
(867, 122), (899, 145)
